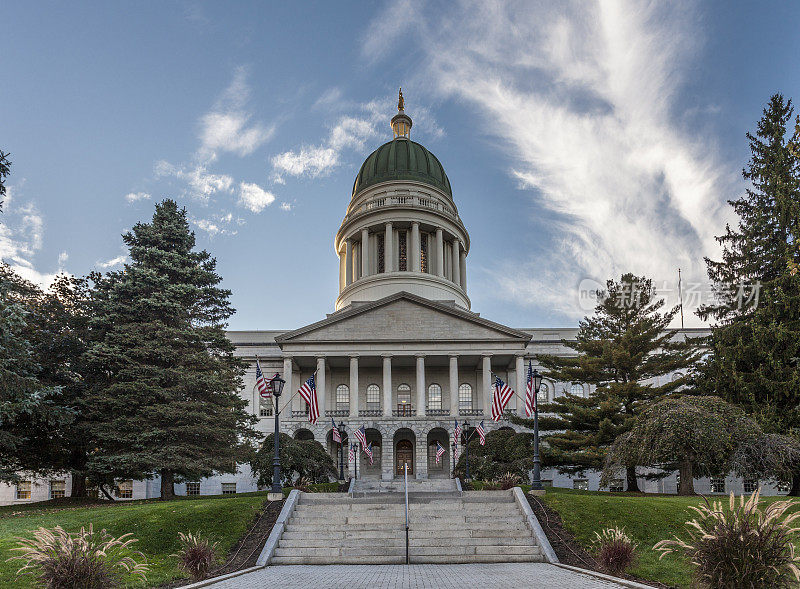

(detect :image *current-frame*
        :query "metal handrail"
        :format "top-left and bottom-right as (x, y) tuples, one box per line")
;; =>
(404, 463), (409, 564)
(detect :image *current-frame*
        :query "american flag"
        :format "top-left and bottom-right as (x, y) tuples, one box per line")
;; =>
(364, 441), (374, 465)
(331, 418), (342, 443)
(348, 443), (355, 464)
(435, 441), (445, 464)
(354, 425), (368, 448)
(525, 360), (536, 417)
(454, 420), (462, 445)
(491, 376), (515, 421)
(255, 359), (271, 399)
(453, 443), (459, 463)
(476, 420), (486, 445)
(297, 374), (319, 424)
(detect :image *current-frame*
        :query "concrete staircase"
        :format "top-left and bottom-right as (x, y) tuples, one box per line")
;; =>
(271, 489), (544, 565)
(351, 477), (458, 495)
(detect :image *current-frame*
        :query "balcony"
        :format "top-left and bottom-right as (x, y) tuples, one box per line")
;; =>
(393, 405), (415, 417)
(459, 409), (483, 416)
(326, 409), (350, 417)
(359, 409), (382, 417)
(426, 409), (450, 416)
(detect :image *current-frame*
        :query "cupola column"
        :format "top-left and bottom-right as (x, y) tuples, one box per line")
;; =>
(385, 222), (393, 272)
(459, 247), (467, 290)
(452, 241), (461, 287)
(345, 240), (353, 286)
(411, 222), (420, 272)
(435, 228), (444, 277)
(361, 228), (369, 278)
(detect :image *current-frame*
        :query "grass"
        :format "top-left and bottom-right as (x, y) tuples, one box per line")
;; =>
(537, 487), (798, 588)
(0, 492), (269, 588)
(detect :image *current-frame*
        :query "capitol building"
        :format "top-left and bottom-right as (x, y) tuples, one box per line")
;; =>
(4, 94), (775, 505)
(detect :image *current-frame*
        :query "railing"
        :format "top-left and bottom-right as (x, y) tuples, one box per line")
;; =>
(344, 193), (458, 224)
(359, 409), (382, 417)
(325, 409), (349, 417)
(404, 463), (409, 565)
(291, 410), (308, 418)
(426, 409), (450, 416)
(393, 406), (415, 417)
(459, 409), (484, 416)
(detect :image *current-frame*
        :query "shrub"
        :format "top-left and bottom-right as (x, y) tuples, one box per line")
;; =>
(250, 433), (337, 486)
(496, 472), (522, 490)
(592, 526), (637, 575)
(9, 524), (148, 588)
(654, 490), (800, 588)
(173, 532), (219, 581)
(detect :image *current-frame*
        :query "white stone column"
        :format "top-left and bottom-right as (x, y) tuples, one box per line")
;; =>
(385, 222), (393, 272)
(449, 355), (459, 417)
(416, 355), (426, 416)
(283, 357), (293, 417)
(515, 355), (525, 412)
(453, 241), (461, 287)
(350, 356), (359, 417)
(411, 222), (420, 272)
(338, 248), (345, 291)
(345, 240), (353, 286)
(482, 355), (492, 418)
(316, 357), (326, 417)
(382, 355), (392, 417)
(435, 228), (444, 277)
(361, 228), (369, 278)
(460, 247), (467, 291)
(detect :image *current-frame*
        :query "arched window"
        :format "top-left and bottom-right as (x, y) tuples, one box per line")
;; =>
(537, 382), (549, 404)
(397, 384), (412, 406)
(427, 384), (442, 410)
(570, 383), (584, 397)
(458, 383), (473, 411)
(420, 233), (429, 272)
(366, 384), (380, 411)
(259, 395), (273, 418)
(336, 384), (349, 411)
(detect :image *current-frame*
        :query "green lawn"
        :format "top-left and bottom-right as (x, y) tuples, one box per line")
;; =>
(537, 487), (795, 588)
(0, 492), (269, 588)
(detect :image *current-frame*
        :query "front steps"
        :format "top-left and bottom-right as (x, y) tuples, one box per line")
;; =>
(351, 477), (458, 495)
(270, 490), (544, 565)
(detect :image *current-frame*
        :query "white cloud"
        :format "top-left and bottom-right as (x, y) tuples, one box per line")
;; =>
(364, 0), (734, 324)
(280, 202), (292, 211)
(155, 160), (234, 201)
(96, 255), (127, 269)
(57, 251), (68, 266)
(271, 146), (339, 179)
(0, 196), (61, 287)
(125, 191), (151, 202)
(238, 182), (276, 213)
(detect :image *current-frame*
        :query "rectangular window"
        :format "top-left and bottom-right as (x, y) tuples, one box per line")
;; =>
(259, 396), (273, 417)
(778, 480), (791, 493)
(428, 385), (442, 410)
(221, 483), (237, 495)
(377, 233), (385, 273)
(458, 385), (472, 411)
(420, 233), (428, 273)
(743, 479), (758, 494)
(609, 479), (624, 492)
(116, 480), (133, 499)
(710, 478), (725, 493)
(573, 479), (589, 491)
(16, 481), (32, 500)
(186, 482), (201, 496)
(336, 385), (350, 411)
(50, 480), (66, 499)
(366, 385), (380, 411)
(398, 231), (407, 271)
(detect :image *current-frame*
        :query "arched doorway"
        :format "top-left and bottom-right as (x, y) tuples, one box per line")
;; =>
(294, 428), (314, 441)
(393, 428), (416, 476)
(326, 428), (349, 477)
(427, 427), (449, 478)
(361, 428), (382, 478)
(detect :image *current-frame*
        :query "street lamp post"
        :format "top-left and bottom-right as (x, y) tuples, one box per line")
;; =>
(463, 420), (471, 481)
(530, 368), (544, 491)
(269, 373), (286, 501)
(338, 422), (346, 481)
(451, 441), (457, 479)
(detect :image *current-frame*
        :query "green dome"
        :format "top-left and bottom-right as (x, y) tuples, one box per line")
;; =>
(352, 138), (452, 198)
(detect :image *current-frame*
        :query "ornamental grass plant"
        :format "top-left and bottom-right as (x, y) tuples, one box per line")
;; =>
(173, 531), (219, 581)
(654, 489), (800, 589)
(8, 524), (148, 589)
(592, 526), (637, 575)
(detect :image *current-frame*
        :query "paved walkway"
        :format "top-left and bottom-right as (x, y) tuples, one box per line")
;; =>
(205, 563), (637, 588)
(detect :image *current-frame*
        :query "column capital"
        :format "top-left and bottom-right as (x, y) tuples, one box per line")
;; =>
(482, 353), (492, 359)
(412, 220), (420, 227)
(381, 353), (393, 359)
(282, 354), (293, 361)
(349, 353), (360, 359)
(449, 354), (459, 360)
(415, 353), (426, 359)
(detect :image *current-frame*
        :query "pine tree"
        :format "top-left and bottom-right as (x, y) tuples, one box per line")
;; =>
(513, 273), (699, 492)
(698, 94), (800, 493)
(86, 200), (259, 499)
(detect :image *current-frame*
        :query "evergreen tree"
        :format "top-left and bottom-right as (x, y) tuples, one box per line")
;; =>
(86, 200), (259, 499)
(0, 149), (10, 212)
(698, 94), (800, 493)
(513, 273), (699, 492)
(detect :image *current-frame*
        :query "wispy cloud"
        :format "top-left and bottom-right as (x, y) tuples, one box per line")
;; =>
(0, 193), (61, 286)
(96, 255), (127, 269)
(364, 0), (734, 324)
(125, 191), (151, 203)
(154, 160), (234, 202)
(238, 181), (276, 213)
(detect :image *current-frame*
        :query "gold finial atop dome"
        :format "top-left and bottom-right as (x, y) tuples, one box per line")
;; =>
(391, 88), (412, 139)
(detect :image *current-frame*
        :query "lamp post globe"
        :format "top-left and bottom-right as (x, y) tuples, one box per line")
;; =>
(530, 368), (544, 492)
(269, 373), (286, 500)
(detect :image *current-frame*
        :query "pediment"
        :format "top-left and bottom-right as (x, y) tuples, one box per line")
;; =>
(275, 292), (530, 344)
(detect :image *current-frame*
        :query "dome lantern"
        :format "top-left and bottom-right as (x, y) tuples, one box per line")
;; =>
(391, 88), (412, 139)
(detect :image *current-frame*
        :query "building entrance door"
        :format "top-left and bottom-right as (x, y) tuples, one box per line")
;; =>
(396, 440), (413, 475)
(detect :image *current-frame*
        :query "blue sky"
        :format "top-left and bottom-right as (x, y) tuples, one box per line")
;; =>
(2, 1), (799, 330)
